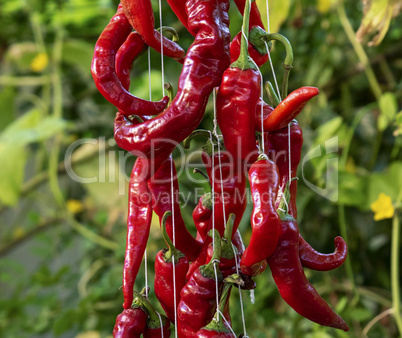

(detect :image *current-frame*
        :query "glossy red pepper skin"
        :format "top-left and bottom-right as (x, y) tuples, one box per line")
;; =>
(255, 87), (319, 133)
(123, 158), (153, 309)
(233, 0), (265, 29)
(113, 0), (231, 163)
(230, 25), (268, 66)
(115, 32), (147, 92)
(240, 157), (280, 276)
(91, 4), (169, 116)
(267, 215), (349, 331)
(148, 157), (203, 261)
(193, 193), (213, 242)
(264, 120), (303, 218)
(217, 68), (260, 163)
(143, 320), (171, 338)
(299, 235), (348, 271)
(113, 306), (148, 338)
(121, 0), (185, 62)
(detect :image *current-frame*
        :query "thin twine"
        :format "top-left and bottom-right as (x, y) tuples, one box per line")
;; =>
(158, 0), (165, 95)
(170, 156), (178, 338)
(156, 311), (164, 338)
(217, 309), (237, 337)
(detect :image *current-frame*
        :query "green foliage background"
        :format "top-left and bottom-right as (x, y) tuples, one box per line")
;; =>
(0, 0), (401, 337)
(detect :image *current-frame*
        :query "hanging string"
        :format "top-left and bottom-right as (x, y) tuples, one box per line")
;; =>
(170, 155), (179, 338)
(158, 0), (165, 95)
(156, 311), (164, 338)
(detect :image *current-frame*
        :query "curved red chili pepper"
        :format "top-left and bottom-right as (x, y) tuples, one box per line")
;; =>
(113, 0), (231, 164)
(121, 0), (185, 62)
(154, 212), (189, 324)
(264, 120), (303, 218)
(113, 304), (148, 338)
(122, 158), (153, 309)
(148, 157), (202, 261)
(255, 87), (319, 133)
(115, 32), (147, 92)
(178, 230), (223, 336)
(267, 214), (349, 331)
(240, 155), (280, 276)
(254, 98), (274, 130)
(166, 0), (193, 35)
(233, 0), (265, 29)
(299, 234), (348, 271)
(91, 4), (169, 117)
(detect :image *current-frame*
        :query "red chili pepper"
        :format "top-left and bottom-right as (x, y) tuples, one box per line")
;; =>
(255, 87), (319, 133)
(267, 213), (349, 331)
(115, 32), (147, 92)
(91, 4), (169, 117)
(113, 301), (148, 338)
(121, 0), (185, 62)
(217, 0), (259, 163)
(148, 156), (203, 261)
(178, 230), (224, 336)
(233, 0), (265, 28)
(264, 119), (303, 218)
(299, 234), (348, 271)
(240, 154), (280, 276)
(154, 211), (189, 324)
(193, 192), (213, 242)
(131, 291), (171, 338)
(230, 25), (268, 66)
(122, 158), (153, 309)
(196, 278), (238, 338)
(113, 0), (231, 164)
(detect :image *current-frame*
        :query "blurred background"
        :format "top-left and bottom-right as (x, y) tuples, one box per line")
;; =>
(0, 0), (401, 337)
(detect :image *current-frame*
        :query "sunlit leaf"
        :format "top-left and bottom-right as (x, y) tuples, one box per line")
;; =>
(256, 0), (291, 33)
(356, 0), (402, 46)
(378, 92), (397, 131)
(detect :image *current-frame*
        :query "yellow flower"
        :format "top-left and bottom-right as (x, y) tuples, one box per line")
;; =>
(67, 199), (84, 215)
(370, 193), (394, 221)
(30, 53), (48, 72)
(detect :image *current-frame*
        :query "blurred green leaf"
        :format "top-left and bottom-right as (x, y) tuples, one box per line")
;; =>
(52, 309), (77, 335)
(0, 87), (16, 130)
(337, 170), (369, 207)
(256, 0), (291, 33)
(62, 39), (94, 78)
(378, 92), (397, 131)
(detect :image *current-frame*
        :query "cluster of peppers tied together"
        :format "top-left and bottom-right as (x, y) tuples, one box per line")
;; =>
(91, 0), (349, 336)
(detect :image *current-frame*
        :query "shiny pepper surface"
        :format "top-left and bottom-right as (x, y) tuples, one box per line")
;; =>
(240, 155), (280, 276)
(91, 4), (168, 116)
(122, 158), (152, 309)
(114, 0), (231, 163)
(267, 214), (349, 331)
(154, 212), (189, 324)
(113, 305), (147, 338)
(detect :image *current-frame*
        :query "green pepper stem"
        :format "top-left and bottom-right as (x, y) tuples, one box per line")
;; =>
(161, 211), (184, 263)
(157, 26), (180, 42)
(222, 214), (236, 260)
(133, 291), (164, 328)
(231, 0), (257, 71)
(223, 213), (235, 241)
(261, 33), (294, 98)
(265, 81), (281, 107)
(200, 229), (223, 280)
(164, 82), (174, 105)
(193, 168), (211, 188)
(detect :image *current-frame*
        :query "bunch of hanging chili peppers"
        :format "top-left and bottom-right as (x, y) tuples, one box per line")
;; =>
(91, 0), (349, 336)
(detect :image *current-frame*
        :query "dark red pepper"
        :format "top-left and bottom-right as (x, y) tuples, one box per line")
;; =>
(267, 213), (349, 331)
(299, 234), (348, 271)
(113, 301), (148, 338)
(154, 211), (189, 324)
(122, 158), (153, 309)
(91, 4), (169, 116)
(121, 0), (185, 62)
(167, 0), (193, 35)
(148, 156), (203, 261)
(217, 0), (259, 164)
(255, 87), (319, 133)
(264, 119), (303, 218)
(193, 192), (213, 242)
(240, 154), (280, 276)
(177, 230), (224, 336)
(113, 0), (231, 166)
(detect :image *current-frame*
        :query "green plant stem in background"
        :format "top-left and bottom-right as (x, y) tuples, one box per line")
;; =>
(337, 1), (382, 101)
